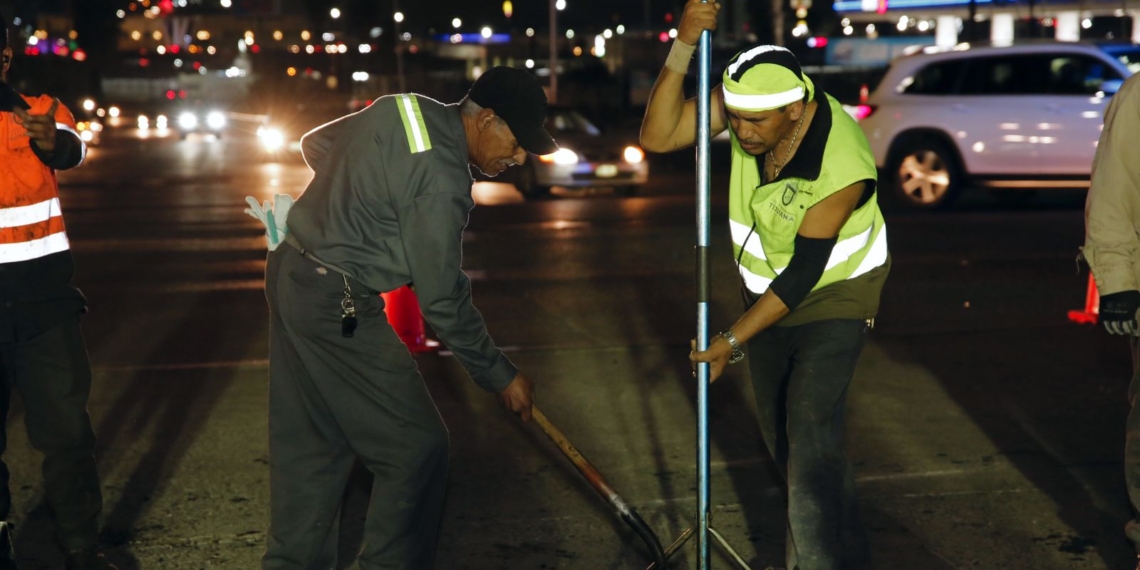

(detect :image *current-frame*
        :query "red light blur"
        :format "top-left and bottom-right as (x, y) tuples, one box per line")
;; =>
(851, 105), (876, 121)
(192, 61), (201, 70)
(664, 12), (674, 23)
(170, 44), (180, 54)
(139, 58), (150, 67)
(72, 49), (87, 62)
(658, 31), (670, 43)
(807, 36), (828, 48)
(251, 44), (261, 53)
(179, 90), (187, 99)
(166, 90), (176, 100)
(24, 47), (39, 56)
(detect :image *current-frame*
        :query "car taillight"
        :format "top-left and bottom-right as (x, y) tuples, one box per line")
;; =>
(851, 104), (877, 121)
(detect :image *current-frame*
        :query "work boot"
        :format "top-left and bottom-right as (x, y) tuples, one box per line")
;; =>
(0, 522), (16, 570)
(63, 547), (117, 570)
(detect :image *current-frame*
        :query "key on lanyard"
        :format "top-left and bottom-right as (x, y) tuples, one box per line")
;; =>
(341, 275), (358, 338)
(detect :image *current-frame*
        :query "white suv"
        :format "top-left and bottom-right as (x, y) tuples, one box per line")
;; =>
(858, 41), (1139, 209)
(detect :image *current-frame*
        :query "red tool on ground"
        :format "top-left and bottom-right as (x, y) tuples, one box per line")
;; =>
(381, 286), (439, 353)
(1068, 273), (1100, 325)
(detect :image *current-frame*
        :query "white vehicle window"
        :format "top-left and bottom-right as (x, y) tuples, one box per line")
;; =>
(545, 110), (601, 136)
(1046, 55), (1121, 95)
(901, 60), (966, 95)
(958, 56), (1049, 95)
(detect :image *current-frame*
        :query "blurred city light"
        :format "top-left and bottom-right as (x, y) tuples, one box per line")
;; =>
(616, 25), (625, 34)
(322, 32), (335, 41)
(668, 28), (678, 38)
(526, 28), (535, 37)
(481, 27), (493, 39)
(27, 37), (37, 46)
(453, 18), (462, 28)
(82, 99), (96, 112)
(352, 71), (370, 82)
(330, 7), (341, 19)
(301, 30), (311, 41)
(157, 45), (166, 54)
(358, 44), (372, 53)
(273, 31), (284, 41)
(287, 67), (297, 76)
(197, 30), (211, 40)
(370, 27), (383, 38)
(502, 1), (513, 18)
(109, 106), (121, 118)
(394, 12), (405, 23)
(566, 29), (575, 38)
(623, 146), (645, 164)
(220, 0), (231, 7)
(556, 0), (566, 10)
(603, 29), (612, 38)
(525, 59), (535, 68)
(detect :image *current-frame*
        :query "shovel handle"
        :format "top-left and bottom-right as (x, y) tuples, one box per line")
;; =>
(531, 405), (668, 568)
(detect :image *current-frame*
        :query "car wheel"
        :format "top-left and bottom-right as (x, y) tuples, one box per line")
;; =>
(888, 136), (964, 210)
(515, 164), (551, 198)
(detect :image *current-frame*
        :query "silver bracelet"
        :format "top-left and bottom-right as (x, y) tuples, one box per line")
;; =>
(720, 330), (745, 364)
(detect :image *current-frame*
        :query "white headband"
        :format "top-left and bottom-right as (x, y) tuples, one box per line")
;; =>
(722, 85), (804, 111)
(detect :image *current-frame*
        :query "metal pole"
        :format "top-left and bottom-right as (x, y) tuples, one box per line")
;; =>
(549, 0), (558, 102)
(393, 0), (406, 92)
(695, 2), (713, 568)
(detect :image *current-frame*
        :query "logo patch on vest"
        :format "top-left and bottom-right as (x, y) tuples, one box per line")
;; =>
(781, 183), (798, 206)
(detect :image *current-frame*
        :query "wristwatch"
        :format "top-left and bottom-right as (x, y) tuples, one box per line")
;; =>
(719, 330), (745, 364)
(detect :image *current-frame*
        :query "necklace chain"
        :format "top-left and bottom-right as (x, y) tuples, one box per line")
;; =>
(767, 111), (806, 181)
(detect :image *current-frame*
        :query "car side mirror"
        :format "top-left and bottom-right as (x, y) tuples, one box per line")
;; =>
(1100, 79), (1124, 96)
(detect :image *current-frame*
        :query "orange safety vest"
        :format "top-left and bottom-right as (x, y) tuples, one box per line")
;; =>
(0, 94), (83, 265)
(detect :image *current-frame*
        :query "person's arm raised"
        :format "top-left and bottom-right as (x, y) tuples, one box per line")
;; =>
(639, 0), (727, 153)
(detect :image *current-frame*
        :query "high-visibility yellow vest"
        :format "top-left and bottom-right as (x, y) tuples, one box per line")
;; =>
(728, 93), (888, 296)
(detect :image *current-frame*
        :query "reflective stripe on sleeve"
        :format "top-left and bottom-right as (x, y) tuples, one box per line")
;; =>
(398, 95), (432, 153)
(56, 123), (88, 166)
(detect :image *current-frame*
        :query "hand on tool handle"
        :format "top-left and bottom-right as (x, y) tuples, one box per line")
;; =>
(690, 336), (733, 383)
(499, 372), (534, 422)
(677, 0), (722, 46)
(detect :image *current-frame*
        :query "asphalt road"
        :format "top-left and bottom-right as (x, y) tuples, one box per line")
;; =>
(3, 126), (1130, 570)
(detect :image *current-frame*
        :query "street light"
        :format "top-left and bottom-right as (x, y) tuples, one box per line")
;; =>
(330, 7), (341, 19)
(556, 0), (566, 10)
(394, 12), (405, 23)
(452, 18), (462, 28)
(481, 26), (493, 39)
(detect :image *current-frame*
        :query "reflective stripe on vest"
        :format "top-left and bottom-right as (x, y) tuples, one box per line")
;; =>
(0, 197), (70, 263)
(735, 223), (888, 293)
(397, 95), (433, 154)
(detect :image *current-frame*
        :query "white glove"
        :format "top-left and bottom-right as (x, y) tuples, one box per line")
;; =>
(244, 194), (294, 251)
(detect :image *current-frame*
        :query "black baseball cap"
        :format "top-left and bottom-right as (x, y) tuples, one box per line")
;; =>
(467, 66), (557, 155)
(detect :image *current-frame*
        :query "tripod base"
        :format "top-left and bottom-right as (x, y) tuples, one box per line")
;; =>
(644, 523), (754, 569)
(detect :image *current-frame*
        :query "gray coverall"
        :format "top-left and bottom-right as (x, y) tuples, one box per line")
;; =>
(263, 93), (518, 570)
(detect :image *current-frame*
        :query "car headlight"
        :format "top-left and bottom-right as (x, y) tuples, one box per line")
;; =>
(261, 128), (285, 151)
(623, 145), (645, 164)
(138, 115), (150, 129)
(156, 115), (168, 130)
(80, 130), (94, 142)
(179, 112), (198, 129)
(539, 148), (579, 165)
(206, 111), (226, 130)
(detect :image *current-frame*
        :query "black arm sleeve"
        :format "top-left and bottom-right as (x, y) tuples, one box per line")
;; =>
(31, 130), (83, 170)
(768, 233), (838, 311)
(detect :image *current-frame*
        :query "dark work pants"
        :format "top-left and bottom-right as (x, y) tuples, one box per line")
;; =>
(0, 316), (102, 551)
(1124, 337), (1140, 552)
(746, 318), (870, 570)
(263, 246), (449, 570)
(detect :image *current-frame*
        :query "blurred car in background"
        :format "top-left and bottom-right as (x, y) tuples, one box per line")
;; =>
(175, 103), (228, 139)
(857, 40), (1137, 209)
(492, 106), (648, 197)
